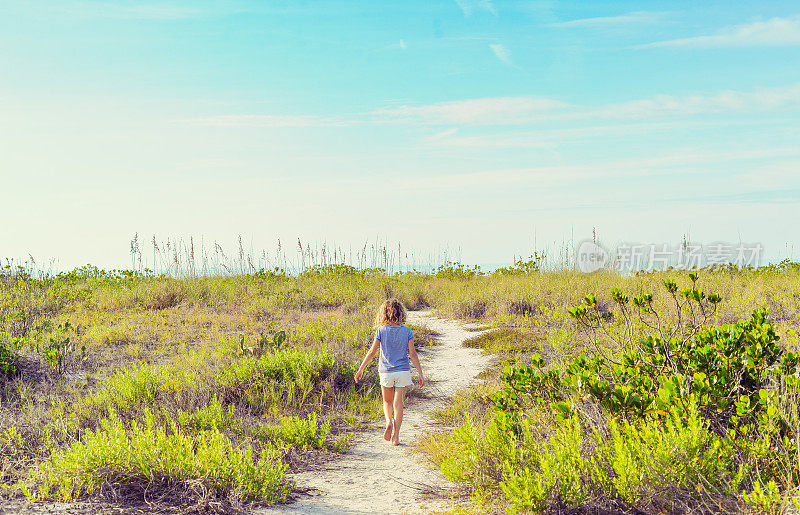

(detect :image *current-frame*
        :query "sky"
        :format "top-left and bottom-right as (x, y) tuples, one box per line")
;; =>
(1, 0), (799, 271)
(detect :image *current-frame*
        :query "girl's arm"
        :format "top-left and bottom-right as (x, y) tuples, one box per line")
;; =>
(354, 339), (380, 383)
(408, 339), (425, 386)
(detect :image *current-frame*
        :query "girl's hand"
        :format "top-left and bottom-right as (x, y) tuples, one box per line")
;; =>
(419, 374), (425, 387)
(354, 369), (363, 384)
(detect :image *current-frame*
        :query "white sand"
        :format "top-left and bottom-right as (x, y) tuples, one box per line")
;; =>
(257, 310), (491, 514)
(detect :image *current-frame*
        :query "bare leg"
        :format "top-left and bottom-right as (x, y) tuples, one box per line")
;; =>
(381, 386), (395, 441)
(391, 386), (407, 445)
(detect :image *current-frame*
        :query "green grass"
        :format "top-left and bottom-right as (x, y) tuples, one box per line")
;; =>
(1, 261), (800, 510)
(23, 410), (292, 506)
(462, 328), (540, 355)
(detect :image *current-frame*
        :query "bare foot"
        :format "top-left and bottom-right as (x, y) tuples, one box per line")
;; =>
(391, 438), (400, 446)
(383, 421), (393, 441)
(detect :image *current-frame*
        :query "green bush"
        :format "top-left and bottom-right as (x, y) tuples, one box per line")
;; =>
(217, 348), (338, 413)
(498, 407), (738, 513)
(436, 273), (800, 513)
(176, 396), (235, 431)
(0, 337), (21, 377)
(261, 412), (331, 450)
(22, 410), (291, 505)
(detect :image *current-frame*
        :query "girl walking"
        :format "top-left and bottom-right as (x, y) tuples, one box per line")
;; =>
(354, 298), (425, 445)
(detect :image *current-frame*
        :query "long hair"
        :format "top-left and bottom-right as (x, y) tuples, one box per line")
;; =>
(374, 298), (406, 327)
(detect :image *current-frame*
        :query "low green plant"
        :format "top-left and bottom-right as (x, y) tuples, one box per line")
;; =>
(176, 396), (235, 432)
(41, 322), (85, 375)
(0, 337), (21, 377)
(261, 412), (331, 450)
(329, 432), (352, 453)
(435, 262), (483, 279)
(239, 330), (288, 356)
(22, 410), (291, 505)
(463, 328), (533, 355)
(218, 348), (339, 413)
(435, 273), (800, 512)
(493, 253), (545, 276)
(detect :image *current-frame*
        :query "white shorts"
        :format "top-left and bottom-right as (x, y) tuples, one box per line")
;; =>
(379, 370), (413, 388)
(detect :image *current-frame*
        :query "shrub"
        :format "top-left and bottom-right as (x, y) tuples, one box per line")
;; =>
(498, 407), (737, 513)
(493, 253), (545, 276)
(435, 262), (483, 279)
(176, 396), (235, 432)
(0, 338), (21, 378)
(261, 412), (331, 450)
(436, 273), (800, 512)
(217, 348), (338, 413)
(22, 411), (291, 505)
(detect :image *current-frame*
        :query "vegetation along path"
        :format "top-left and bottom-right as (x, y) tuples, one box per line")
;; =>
(259, 310), (491, 514)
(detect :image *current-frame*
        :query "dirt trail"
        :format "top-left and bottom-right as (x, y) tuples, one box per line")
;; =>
(258, 310), (491, 514)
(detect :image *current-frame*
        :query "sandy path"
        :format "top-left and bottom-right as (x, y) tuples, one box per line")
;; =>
(258, 310), (491, 514)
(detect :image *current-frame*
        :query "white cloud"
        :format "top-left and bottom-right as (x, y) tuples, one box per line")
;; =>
(374, 96), (569, 125)
(61, 2), (201, 19)
(185, 84), (800, 132)
(428, 128), (460, 141)
(644, 15), (800, 48)
(489, 44), (513, 66)
(736, 159), (800, 189)
(549, 11), (667, 28)
(399, 39), (407, 50)
(375, 83), (800, 126)
(183, 115), (344, 128)
(413, 149), (800, 191)
(588, 83), (800, 119)
(454, 0), (496, 17)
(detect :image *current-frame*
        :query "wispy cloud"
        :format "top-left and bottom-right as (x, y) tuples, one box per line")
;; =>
(413, 149), (800, 192)
(643, 15), (800, 48)
(589, 83), (800, 119)
(375, 83), (800, 126)
(183, 115), (345, 128)
(489, 44), (514, 66)
(549, 11), (667, 28)
(59, 2), (201, 19)
(185, 84), (800, 131)
(428, 128), (460, 141)
(381, 39), (408, 51)
(454, 0), (496, 17)
(374, 96), (569, 125)
(422, 121), (796, 149)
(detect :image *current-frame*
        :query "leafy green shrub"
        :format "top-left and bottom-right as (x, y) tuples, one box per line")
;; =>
(176, 396), (235, 432)
(437, 412), (519, 504)
(497, 407), (738, 513)
(22, 411), (291, 505)
(41, 322), (85, 375)
(435, 262), (483, 279)
(300, 264), (362, 277)
(90, 365), (165, 416)
(493, 253), (545, 276)
(329, 433), (352, 453)
(217, 348), (338, 413)
(436, 273), (800, 512)
(238, 330), (287, 356)
(500, 415), (600, 512)
(261, 412), (331, 450)
(0, 337), (21, 377)
(499, 306), (797, 440)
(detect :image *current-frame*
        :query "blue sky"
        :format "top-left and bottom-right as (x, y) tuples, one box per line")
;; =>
(2, 0), (799, 270)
